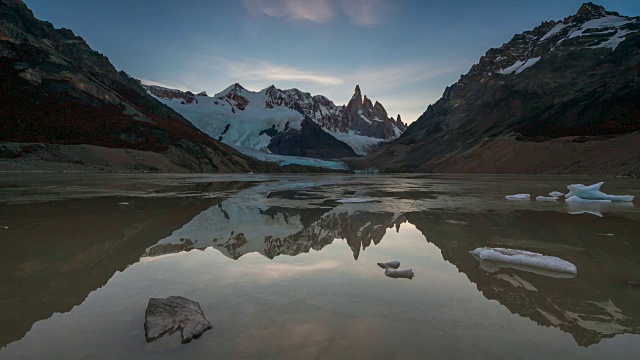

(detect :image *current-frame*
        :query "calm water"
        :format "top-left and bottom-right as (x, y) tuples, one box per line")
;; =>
(1, 173), (639, 359)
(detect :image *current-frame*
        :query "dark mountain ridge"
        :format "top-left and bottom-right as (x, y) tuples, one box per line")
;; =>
(365, 2), (640, 176)
(0, 0), (283, 172)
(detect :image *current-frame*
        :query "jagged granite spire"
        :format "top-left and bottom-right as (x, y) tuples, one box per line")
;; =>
(577, 2), (606, 15)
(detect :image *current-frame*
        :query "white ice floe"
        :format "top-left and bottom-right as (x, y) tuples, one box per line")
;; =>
(566, 182), (634, 202)
(118, 202), (130, 205)
(536, 196), (559, 202)
(549, 191), (565, 197)
(0, 226), (8, 229)
(471, 247), (577, 275)
(566, 196), (611, 203)
(505, 194), (530, 200)
(337, 198), (376, 203)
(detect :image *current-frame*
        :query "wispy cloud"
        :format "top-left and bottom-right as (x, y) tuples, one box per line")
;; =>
(241, 0), (391, 26)
(217, 58), (344, 86)
(242, 0), (334, 23)
(341, 0), (389, 26)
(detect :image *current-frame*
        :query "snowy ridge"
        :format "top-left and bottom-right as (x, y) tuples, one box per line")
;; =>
(484, 5), (639, 78)
(144, 82), (406, 162)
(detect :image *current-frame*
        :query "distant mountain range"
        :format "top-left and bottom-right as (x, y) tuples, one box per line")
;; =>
(144, 83), (406, 159)
(365, 2), (640, 176)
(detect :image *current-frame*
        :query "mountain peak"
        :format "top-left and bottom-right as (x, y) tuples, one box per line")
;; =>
(354, 85), (361, 96)
(576, 2), (606, 15)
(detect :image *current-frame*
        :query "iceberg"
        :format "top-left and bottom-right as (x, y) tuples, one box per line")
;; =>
(549, 191), (565, 197)
(566, 182), (634, 202)
(470, 247), (577, 275)
(505, 194), (530, 200)
(536, 196), (558, 202)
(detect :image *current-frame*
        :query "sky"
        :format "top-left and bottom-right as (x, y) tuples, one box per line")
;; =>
(24, 0), (640, 123)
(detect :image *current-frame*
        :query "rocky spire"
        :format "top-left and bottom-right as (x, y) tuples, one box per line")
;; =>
(576, 2), (605, 15)
(396, 114), (403, 124)
(354, 85), (361, 97)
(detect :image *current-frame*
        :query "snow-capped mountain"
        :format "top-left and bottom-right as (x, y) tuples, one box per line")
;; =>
(143, 83), (406, 157)
(369, 2), (640, 176)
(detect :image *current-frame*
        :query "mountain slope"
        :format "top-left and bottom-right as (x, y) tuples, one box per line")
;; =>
(145, 83), (406, 157)
(367, 2), (640, 176)
(0, 0), (279, 173)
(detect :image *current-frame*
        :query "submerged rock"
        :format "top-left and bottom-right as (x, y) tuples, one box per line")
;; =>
(144, 296), (212, 344)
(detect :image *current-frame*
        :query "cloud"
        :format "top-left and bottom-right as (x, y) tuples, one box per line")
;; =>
(341, 0), (389, 26)
(218, 58), (344, 86)
(241, 0), (390, 26)
(242, 0), (334, 23)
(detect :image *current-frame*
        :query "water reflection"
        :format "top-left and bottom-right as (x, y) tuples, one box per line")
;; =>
(407, 210), (640, 347)
(1, 174), (639, 358)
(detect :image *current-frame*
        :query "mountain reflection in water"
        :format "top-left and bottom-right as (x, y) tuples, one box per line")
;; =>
(1, 174), (639, 358)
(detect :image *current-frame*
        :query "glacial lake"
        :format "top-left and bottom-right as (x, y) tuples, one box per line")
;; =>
(1, 173), (639, 359)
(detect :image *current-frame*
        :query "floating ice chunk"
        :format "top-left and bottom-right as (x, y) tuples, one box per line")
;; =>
(536, 196), (558, 202)
(118, 202), (130, 205)
(565, 196), (611, 203)
(377, 261), (414, 279)
(384, 268), (415, 279)
(0, 226), (8, 229)
(549, 191), (565, 197)
(377, 261), (400, 269)
(471, 247), (577, 275)
(505, 194), (530, 200)
(337, 198), (376, 203)
(566, 182), (634, 202)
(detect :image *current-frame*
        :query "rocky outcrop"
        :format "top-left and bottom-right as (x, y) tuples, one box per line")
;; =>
(266, 117), (356, 159)
(368, 2), (640, 175)
(143, 84), (198, 104)
(144, 296), (212, 343)
(340, 85), (408, 139)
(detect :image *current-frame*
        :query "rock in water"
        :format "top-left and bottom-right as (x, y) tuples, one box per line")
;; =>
(384, 268), (415, 279)
(628, 281), (640, 287)
(144, 296), (212, 344)
(377, 261), (401, 269)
